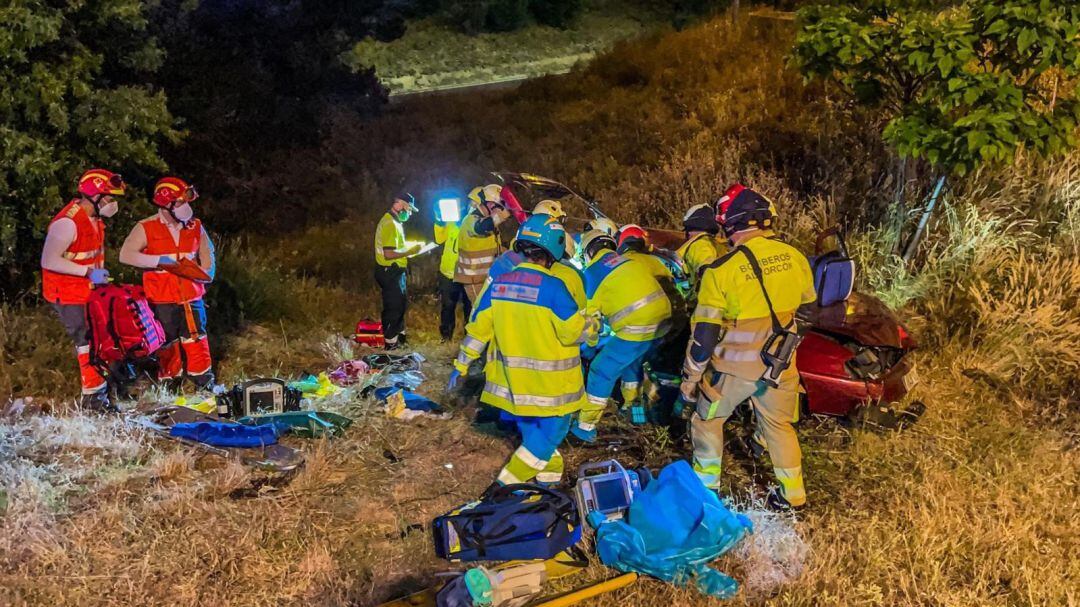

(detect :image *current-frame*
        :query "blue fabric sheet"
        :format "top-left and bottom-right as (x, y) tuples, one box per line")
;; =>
(170, 422), (278, 448)
(593, 460), (753, 599)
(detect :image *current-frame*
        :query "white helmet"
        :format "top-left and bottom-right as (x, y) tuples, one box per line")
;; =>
(533, 199), (567, 219)
(468, 184), (504, 207)
(584, 216), (618, 237)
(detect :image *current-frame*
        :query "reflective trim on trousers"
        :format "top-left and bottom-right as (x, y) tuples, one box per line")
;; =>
(497, 467), (526, 485)
(513, 445), (548, 470)
(484, 381), (585, 408)
(608, 289), (665, 325)
(693, 457), (723, 489)
(498, 353), (580, 372)
(775, 466), (806, 506)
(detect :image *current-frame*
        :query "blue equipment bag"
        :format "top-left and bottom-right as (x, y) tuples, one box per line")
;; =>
(810, 227), (855, 307)
(432, 484), (582, 562)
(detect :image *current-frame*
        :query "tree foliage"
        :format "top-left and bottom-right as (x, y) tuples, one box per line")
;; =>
(0, 0), (179, 294)
(792, 0), (1080, 174)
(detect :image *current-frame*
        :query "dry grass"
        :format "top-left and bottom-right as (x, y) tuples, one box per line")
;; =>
(2, 11), (1080, 607)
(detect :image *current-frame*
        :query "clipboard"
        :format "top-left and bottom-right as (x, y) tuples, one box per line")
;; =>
(160, 257), (211, 283)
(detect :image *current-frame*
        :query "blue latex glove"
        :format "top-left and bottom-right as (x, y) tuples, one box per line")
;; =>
(157, 256), (177, 266)
(87, 268), (110, 285)
(447, 369), (461, 391)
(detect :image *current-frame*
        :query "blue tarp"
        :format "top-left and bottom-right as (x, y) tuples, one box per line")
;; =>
(170, 422), (278, 448)
(593, 460), (753, 599)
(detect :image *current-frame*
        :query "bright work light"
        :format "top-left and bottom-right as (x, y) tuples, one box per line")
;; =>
(437, 198), (461, 223)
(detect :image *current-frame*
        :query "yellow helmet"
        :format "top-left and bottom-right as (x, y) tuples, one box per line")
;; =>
(533, 199), (566, 219)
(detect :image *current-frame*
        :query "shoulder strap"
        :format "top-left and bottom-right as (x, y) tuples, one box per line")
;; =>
(737, 245), (786, 334)
(697, 247), (740, 283)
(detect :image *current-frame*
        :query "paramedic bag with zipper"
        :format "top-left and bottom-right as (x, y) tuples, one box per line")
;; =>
(85, 284), (166, 370)
(737, 246), (805, 388)
(809, 227), (855, 307)
(433, 484), (582, 562)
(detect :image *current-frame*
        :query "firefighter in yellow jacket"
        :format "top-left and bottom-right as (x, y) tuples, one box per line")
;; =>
(676, 204), (725, 290)
(572, 230), (672, 441)
(448, 214), (599, 486)
(678, 184), (816, 511)
(456, 184), (511, 303)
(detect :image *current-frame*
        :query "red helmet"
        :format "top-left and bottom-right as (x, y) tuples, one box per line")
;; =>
(617, 224), (648, 247)
(715, 184), (777, 237)
(78, 169), (126, 198)
(153, 176), (199, 208)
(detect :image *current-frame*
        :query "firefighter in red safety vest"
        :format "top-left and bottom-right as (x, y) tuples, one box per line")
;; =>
(120, 177), (217, 390)
(40, 169), (127, 412)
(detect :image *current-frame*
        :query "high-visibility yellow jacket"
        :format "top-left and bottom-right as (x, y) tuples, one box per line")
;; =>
(455, 211), (502, 284)
(433, 221), (462, 280)
(550, 261), (586, 308)
(688, 234), (816, 391)
(455, 263), (598, 417)
(374, 213), (407, 268)
(583, 250), (672, 342)
(676, 232), (724, 288)
(621, 249), (673, 283)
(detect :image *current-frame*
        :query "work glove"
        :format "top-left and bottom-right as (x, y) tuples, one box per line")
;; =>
(157, 256), (177, 267)
(673, 395), (696, 421)
(87, 268), (110, 285)
(446, 369), (461, 391)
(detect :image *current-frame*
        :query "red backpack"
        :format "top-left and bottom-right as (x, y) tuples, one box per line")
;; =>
(86, 284), (166, 369)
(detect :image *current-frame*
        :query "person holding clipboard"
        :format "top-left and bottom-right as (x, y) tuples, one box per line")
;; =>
(120, 177), (218, 390)
(373, 193), (436, 350)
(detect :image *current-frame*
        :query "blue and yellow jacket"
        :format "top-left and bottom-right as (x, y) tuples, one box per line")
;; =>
(583, 250), (672, 342)
(455, 262), (599, 417)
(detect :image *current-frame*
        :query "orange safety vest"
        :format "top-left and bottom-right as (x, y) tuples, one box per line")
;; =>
(41, 201), (105, 305)
(140, 216), (206, 304)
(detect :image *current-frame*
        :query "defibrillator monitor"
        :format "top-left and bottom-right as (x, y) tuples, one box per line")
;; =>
(437, 198), (461, 223)
(575, 460), (641, 523)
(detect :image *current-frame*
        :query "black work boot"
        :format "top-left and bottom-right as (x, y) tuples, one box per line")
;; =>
(766, 489), (806, 513)
(80, 391), (120, 415)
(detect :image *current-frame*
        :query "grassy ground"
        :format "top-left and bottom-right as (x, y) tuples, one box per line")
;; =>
(2, 12), (1079, 607)
(349, 1), (666, 94)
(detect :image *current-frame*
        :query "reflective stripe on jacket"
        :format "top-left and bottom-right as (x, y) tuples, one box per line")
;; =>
(454, 263), (597, 417)
(41, 201), (104, 305)
(690, 234), (816, 390)
(583, 250), (672, 342)
(140, 216), (206, 304)
(454, 212), (501, 284)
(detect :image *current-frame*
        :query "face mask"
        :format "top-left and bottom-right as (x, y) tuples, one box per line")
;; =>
(98, 200), (119, 218)
(397, 211), (411, 222)
(172, 203), (194, 224)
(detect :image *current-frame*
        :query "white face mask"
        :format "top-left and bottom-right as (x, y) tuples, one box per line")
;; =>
(172, 203), (194, 224)
(99, 200), (119, 218)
